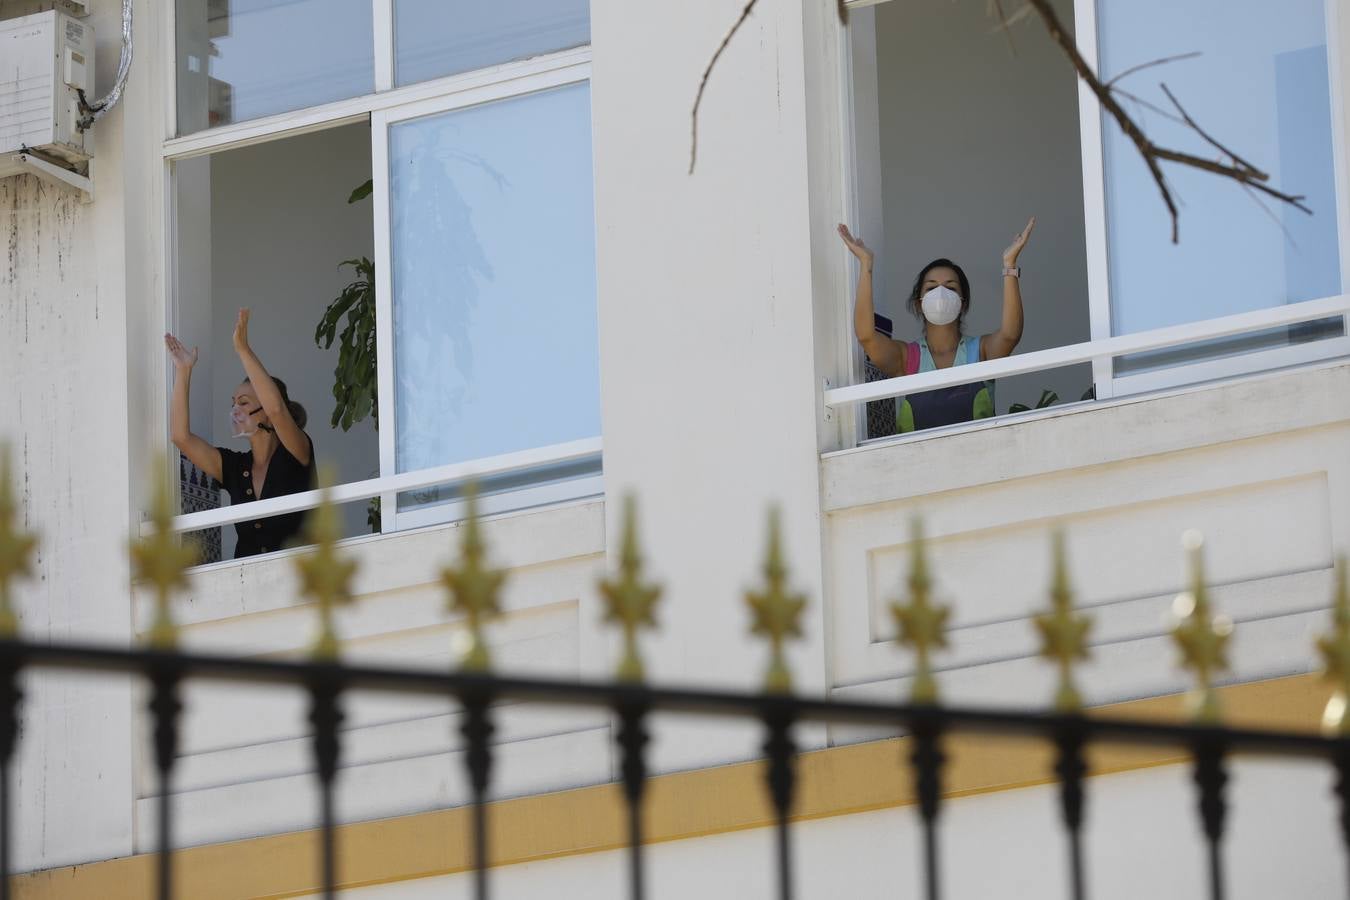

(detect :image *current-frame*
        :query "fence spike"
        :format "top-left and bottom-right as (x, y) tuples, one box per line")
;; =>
(131, 454), (198, 649)
(0, 447), (36, 639)
(1171, 531), (1232, 724)
(891, 519), (949, 704)
(1318, 557), (1350, 735)
(441, 483), (505, 672)
(746, 507), (807, 694)
(1034, 530), (1092, 713)
(295, 471), (358, 661)
(599, 494), (662, 682)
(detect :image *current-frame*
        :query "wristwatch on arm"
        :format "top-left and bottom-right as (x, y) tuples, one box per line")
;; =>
(1002, 266), (1021, 278)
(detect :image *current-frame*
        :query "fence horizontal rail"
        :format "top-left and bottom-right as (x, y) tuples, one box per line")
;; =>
(0, 638), (1341, 758)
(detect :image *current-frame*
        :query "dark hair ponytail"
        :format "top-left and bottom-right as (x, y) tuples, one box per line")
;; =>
(273, 377), (308, 429)
(251, 376), (308, 429)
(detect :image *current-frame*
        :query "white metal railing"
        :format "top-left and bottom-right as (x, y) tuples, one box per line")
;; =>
(823, 294), (1350, 409)
(157, 437), (603, 536)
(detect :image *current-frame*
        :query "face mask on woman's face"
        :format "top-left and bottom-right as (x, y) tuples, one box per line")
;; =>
(231, 403), (262, 439)
(920, 285), (963, 326)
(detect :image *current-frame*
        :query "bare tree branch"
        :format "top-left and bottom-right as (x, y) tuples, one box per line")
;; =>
(690, 0), (1311, 243)
(690, 0), (761, 175)
(1157, 83), (1263, 183)
(1017, 0), (1307, 241)
(690, 0), (847, 175)
(987, 0), (1020, 57)
(1111, 86), (1189, 127)
(1105, 50), (1202, 88)
(1239, 181), (1299, 247)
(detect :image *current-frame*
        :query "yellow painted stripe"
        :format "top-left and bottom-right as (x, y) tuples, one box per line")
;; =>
(13, 674), (1332, 899)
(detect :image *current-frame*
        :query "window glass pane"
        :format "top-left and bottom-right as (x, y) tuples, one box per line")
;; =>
(388, 83), (600, 511)
(394, 0), (589, 87)
(1098, 0), (1342, 360)
(176, 0), (374, 134)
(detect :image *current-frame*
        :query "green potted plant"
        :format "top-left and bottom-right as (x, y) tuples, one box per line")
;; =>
(315, 179), (380, 530)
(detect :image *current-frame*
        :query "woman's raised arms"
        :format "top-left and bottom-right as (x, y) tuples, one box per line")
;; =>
(232, 309), (312, 465)
(839, 223), (906, 377)
(165, 333), (223, 482)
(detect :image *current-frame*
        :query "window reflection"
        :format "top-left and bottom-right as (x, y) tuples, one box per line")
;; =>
(387, 83), (600, 516)
(394, 0), (589, 87)
(176, 0), (374, 134)
(1099, 0), (1343, 369)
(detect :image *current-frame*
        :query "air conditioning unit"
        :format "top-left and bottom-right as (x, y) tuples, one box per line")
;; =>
(0, 9), (95, 192)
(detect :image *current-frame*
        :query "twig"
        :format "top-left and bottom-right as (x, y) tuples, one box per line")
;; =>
(1020, 0), (1182, 239)
(1158, 83), (1263, 181)
(690, 0), (762, 175)
(690, 0), (1311, 243)
(1239, 181), (1298, 248)
(690, 0), (848, 175)
(1112, 87), (1189, 127)
(1105, 51), (1202, 88)
(987, 0), (1019, 57)
(1019, 0), (1307, 241)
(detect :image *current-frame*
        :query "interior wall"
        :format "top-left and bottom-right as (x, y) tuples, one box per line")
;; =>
(203, 122), (378, 549)
(865, 0), (1093, 412)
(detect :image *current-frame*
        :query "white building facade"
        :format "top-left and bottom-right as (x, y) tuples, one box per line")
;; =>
(2, 0), (1349, 897)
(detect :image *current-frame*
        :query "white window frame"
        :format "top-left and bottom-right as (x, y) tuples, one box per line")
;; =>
(836, 0), (1350, 432)
(159, 2), (602, 538)
(1073, 0), (1350, 400)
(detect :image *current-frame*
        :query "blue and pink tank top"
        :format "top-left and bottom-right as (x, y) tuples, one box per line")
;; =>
(896, 335), (995, 433)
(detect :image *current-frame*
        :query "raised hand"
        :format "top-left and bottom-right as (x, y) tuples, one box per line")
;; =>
(164, 333), (198, 371)
(232, 308), (251, 355)
(1003, 216), (1037, 267)
(837, 223), (874, 268)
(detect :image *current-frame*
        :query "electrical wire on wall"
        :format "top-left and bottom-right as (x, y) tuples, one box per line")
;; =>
(76, 0), (132, 131)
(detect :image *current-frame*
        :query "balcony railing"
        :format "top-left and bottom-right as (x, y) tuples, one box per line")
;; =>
(824, 293), (1350, 412)
(152, 436), (603, 537)
(5, 460), (1350, 900)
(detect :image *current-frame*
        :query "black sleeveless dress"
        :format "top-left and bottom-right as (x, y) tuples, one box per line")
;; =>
(215, 435), (316, 558)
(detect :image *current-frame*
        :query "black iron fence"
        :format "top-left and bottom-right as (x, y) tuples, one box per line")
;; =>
(0, 640), (1346, 900)
(1, 458), (1349, 899)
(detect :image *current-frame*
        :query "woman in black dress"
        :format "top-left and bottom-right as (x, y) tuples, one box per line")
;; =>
(165, 308), (315, 558)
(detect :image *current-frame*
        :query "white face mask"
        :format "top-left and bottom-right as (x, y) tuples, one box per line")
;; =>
(920, 285), (963, 326)
(231, 404), (262, 439)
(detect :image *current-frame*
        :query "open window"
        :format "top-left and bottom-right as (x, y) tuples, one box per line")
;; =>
(167, 1), (601, 561)
(837, 0), (1350, 438)
(172, 124), (379, 559)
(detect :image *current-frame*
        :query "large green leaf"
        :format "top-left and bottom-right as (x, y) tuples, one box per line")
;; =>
(348, 180), (373, 204)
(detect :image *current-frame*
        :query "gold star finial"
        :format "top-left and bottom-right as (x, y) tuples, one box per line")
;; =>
(0, 446), (38, 638)
(1033, 530), (1092, 713)
(1317, 557), (1350, 735)
(295, 472), (358, 661)
(131, 457), (199, 649)
(1171, 531), (1232, 724)
(441, 483), (506, 672)
(889, 518), (950, 705)
(599, 495), (662, 682)
(745, 507), (807, 694)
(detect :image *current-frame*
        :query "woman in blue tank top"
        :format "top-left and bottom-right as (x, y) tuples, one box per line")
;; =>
(838, 218), (1036, 432)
